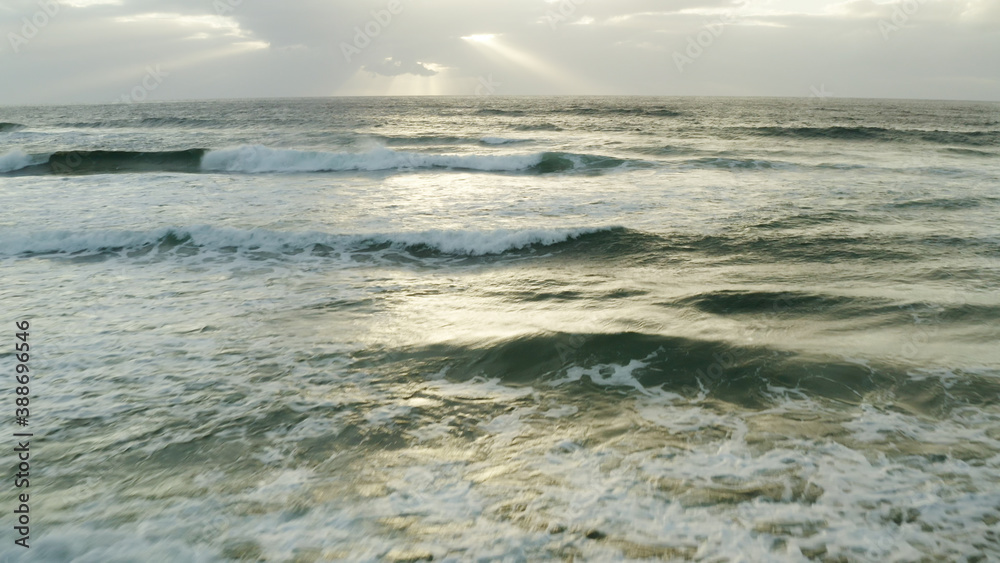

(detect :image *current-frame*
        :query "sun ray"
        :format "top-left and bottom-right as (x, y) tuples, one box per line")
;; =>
(461, 33), (594, 93)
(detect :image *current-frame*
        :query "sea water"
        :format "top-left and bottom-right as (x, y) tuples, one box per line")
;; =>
(1, 97), (998, 561)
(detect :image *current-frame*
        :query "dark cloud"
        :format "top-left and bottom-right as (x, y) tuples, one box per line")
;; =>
(362, 57), (437, 77)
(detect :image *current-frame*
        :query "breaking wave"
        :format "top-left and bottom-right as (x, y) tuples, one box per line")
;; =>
(0, 146), (636, 176)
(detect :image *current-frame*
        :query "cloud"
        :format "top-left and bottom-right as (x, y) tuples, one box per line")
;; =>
(0, 0), (997, 103)
(362, 57), (438, 77)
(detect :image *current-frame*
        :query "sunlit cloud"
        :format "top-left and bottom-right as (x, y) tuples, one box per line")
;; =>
(363, 57), (439, 77)
(461, 34), (497, 44)
(114, 13), (249, 37)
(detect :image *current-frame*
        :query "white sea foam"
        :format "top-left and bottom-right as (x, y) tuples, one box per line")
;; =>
(0, 148), (37, 173)
(364, 403), (414, 427)
(201, 144), (546, 173)
(0, 528), (219, 562)
(356, 226), (608, 256)
(0, 225), (616, 257)
(548, 351), (668, 396)
(549, 359), (652, 394)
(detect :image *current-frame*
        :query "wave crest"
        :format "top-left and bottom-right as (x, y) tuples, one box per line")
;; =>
(0, 146), (634, 176)
(480, 137), (530, 145)
(201, 145), (546, 173)
(2, 225), (622, 258)
(738, 126), (1000, 146)
(0, 149), (37, 173)
(201, 145), (628, 174)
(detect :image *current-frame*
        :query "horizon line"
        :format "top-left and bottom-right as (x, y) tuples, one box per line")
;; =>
(2, 93), (999, 109)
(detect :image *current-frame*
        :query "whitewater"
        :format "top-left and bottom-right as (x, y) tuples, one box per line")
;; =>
(1, 96), (998, 562)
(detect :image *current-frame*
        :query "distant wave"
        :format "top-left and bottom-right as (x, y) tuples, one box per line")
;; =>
(736, 126), (1000, 146)
(884, 197), (989, 210)
(3, 149), (206, 175)
(479, 136), (530, 145)
(139, 116), (218, 128)
(675, 290), (862, 316)
(373, 134), (468, 146)
(630, 108), (683, 117)
(0, 122), (25, 132)
(1, 225), (622, 258)
(740, 125), (890, 141)
(56, 121), (116, 129)
(55, 117), (219, 129)
(679, 157), (797, 170)
(365, 135), (532, 147)
(750, 211), (874, 230)
(474, 109), (527, 117)
(630, 145), (700, 156)
(512, 123), (563, 132)
(475, 107), (681, 118)
(0, 146), (635, 176)
(919, 130), (1000, 146)
(554, 107), (682, 117)
(671, 289), (1000, 332)
(941, 147), (996, 157)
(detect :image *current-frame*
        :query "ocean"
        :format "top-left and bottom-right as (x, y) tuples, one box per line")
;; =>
(1, 97), (998, 561)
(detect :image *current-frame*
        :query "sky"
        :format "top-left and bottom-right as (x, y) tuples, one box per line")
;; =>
(0, 0), (998, 104)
